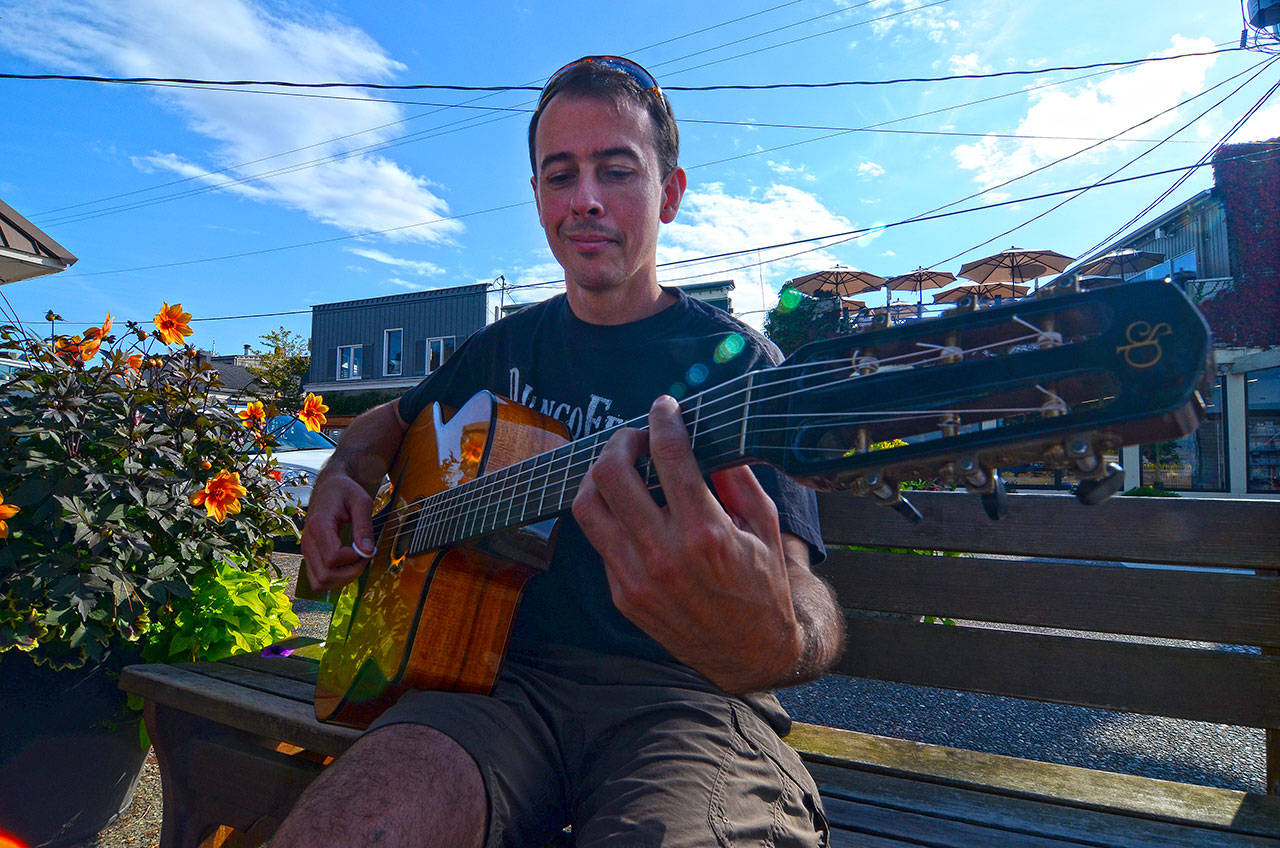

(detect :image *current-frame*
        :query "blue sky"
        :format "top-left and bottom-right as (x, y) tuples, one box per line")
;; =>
(0, 0), (1277, 354)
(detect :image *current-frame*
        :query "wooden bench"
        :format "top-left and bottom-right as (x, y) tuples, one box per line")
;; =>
(120, 491), (1280, 847)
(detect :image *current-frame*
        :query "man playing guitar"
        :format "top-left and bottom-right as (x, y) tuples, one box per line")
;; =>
(273, 56), (845, 848)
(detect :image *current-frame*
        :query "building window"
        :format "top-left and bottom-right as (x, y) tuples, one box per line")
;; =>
(336, 345), (362, 381)
(1246, 366), (1280, 493)
(1141, 376), (1227, 491)
(384, 329), (403, 377)
(428, 336), (456, 373)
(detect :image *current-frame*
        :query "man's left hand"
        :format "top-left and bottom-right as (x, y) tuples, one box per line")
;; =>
(573, 394), (806, 693)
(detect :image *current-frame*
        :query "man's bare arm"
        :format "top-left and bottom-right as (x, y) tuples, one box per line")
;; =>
(301, 400), (408, 591)
(780, 533), (845, 687)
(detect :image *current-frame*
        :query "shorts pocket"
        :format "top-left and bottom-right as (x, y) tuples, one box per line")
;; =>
(708, 703), (829, 848)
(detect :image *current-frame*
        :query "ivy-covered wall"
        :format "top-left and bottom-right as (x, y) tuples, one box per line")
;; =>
(1201, 140), (1280, 348)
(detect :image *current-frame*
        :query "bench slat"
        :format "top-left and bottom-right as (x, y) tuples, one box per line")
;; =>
(120, 663), (357, 758)
(790, 724), (1280, 839)
(811, 765), (1280, 848)
(818, 551), (1280, 646)
(817, 492), (1280, 568)
(833, 616), (1280, 728)
(821, 794), (1093, 848)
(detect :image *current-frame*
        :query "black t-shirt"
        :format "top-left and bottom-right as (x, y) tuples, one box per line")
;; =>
(397, 288), (825, 664)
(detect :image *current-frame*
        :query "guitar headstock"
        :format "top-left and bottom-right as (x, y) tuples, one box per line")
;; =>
(747, 281), (1212, 499)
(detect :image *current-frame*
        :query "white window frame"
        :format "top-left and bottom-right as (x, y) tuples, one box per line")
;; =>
(427, 336), (456, 373)
(383, 328), (404, 377)
(336, 344), (363, 381)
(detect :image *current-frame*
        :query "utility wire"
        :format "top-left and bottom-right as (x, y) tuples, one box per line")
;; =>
(924, 55), (1279, 270)
(38, 48), (1226, 229)
(1077, 68), (1280, 262)
(30, 148), (1280, 326)
(1, 46), (1249, 94)
(56, 152), (1265, 286)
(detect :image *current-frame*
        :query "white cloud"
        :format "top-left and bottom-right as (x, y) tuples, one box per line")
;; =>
(857, 161), (886, 178)
(1236, 101), (1280, 142)
(953, 35), (1220, 188)
(0, 0), (461, 243)
(346, 248), (445, 276)
(948, 53), (991, 76)
(657, 183), (874, 327)
(767, 160), (817, 182)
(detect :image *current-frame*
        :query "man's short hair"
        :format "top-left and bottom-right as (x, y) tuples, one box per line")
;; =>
(528, 59), (680, 178)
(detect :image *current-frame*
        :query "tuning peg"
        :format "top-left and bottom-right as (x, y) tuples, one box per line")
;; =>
(1073, 462), (1126, 506)
(980, 477), (1009, 520)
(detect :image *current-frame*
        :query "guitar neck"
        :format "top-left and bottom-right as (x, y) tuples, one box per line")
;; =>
(404, 374), (758, 556)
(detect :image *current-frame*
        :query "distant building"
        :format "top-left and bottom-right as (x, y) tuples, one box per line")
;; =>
(303, 284), (488, 406)
(197, 346), (265, 395)
(1029, 140), (1280, 497)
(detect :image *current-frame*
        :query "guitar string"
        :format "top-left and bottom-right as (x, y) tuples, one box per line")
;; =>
(396, 344), (1086, 553)
(382, 322), (1073, 551)
(385, 298), (1103, 549)
(378, 320), (1062, 538)
(386, 301), (1083, 538)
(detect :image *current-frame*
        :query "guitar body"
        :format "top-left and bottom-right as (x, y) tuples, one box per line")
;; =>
(315, 391), (569, 728)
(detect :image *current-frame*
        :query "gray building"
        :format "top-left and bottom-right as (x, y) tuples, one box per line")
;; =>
(304, 284), (487, 401)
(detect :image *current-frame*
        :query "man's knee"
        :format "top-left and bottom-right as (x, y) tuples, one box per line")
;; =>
(273, 724), (486, 848)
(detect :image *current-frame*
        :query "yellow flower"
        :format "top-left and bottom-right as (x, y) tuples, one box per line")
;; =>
(190, 470), (247, 523)
(239, 401), (267, 429)
(153, 302), (193, 345)
(298, 393), (328, 433)
(0, 492), (19, 540)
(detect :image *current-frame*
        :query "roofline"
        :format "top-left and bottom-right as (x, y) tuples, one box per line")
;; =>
(312, 282), (488, 311)
(0, 197), (78, 266)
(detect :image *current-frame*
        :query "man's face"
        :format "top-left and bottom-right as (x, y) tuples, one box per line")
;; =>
(532, 93), (684, 298)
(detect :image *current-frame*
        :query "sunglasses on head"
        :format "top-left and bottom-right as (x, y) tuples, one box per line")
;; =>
(536, 55), (670, 114)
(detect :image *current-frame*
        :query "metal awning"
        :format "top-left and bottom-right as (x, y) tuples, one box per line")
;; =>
(0, 197), (77, 284)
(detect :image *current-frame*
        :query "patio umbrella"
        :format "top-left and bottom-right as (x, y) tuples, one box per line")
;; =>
(958, 247), (1074, 290)
(1076, 249), (1165, 280)
(840, 298), (867, 311)
(933, 282), (1030, 303)
(883, 267), (956, 306)
(788, 266), (886, 299)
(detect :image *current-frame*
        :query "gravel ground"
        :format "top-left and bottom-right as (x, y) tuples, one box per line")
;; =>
(82, 553), (1264, 847)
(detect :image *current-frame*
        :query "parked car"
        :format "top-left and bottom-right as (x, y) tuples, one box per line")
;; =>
(261, 414), (335, 511)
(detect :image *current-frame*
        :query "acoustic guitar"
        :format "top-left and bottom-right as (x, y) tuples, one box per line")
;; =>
(315, 280), (1212, 728)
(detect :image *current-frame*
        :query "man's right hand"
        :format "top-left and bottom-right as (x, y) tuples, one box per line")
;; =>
(297, 400), (409, 592)
(301, 473), (377, 592)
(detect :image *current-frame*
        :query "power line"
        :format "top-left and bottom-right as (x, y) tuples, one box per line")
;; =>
(2, 46), (1249, 95)
(56, 152), (1262, 287)
(924, 55), (1280, 270)
(37, 47), (1232, 229)
(30, 149), (1280, 327)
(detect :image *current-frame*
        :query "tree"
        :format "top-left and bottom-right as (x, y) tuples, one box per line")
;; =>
(763, 288), (841, 356)
(247, 327), (310, 402)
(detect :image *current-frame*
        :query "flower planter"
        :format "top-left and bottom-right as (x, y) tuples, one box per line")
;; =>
(0, 651), (147, 848)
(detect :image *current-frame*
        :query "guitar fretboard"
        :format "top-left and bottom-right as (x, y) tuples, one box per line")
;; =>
(400, 372), (759, 557)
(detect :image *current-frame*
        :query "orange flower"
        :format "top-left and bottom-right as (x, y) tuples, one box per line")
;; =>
(189, 470), (246, 523)
(153, 302), (193, 345)
(268, 468), (283, 482)
(239, 401), (267, 429)
(298, 393), (328, 433)
(126, 354), (144, 373)
(0, 491), (18, 540)
(84, 313), (113, 341)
